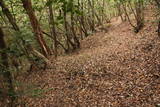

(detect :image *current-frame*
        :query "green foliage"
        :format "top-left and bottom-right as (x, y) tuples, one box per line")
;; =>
(28, 88), (54, 97)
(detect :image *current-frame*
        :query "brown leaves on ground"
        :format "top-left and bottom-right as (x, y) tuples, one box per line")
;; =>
(23, 8), (160, 107)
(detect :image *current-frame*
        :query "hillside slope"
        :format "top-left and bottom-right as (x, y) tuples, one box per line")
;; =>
(24, 7), (160, 107)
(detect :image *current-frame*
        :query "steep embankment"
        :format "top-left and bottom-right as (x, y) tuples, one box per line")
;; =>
(24, 7), (160, 107)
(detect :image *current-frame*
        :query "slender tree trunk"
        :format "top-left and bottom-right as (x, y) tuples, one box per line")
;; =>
(134, 0), (144, 33)
(80, 1), (88, 37)
(63, 8), (70, 51)
(48, 3), (58, 57)
(95, 11), (102, 26)
(0, 0), (30, 55)
(71, 15), (80, 49)
(0, 0), (19, 31)
(158, 20), (160, 37)
(62, 2), (75, 52)
(117, 4), (124, 22)
(70, 0), (80, 49)
(155, 0), (160, 8)
(102, 0), (105, 23)
(21, 0), (51, 57)
(88, 0), (95, 32)
(42, 31), (68, 53)
(0, 27), (15, 107)
(0, 28), (8, 67)
(122, 2), (136, 28)
(155, 0), (160, 37)
(128, 1), (138, 21)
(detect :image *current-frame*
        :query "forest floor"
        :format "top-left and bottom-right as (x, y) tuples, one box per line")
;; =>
(23, 7), (160, 107)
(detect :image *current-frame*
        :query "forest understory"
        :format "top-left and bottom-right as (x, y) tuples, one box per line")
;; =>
(16, 6), (160, 107)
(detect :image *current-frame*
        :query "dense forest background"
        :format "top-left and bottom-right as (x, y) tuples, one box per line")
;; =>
(0, 0), (160, 107)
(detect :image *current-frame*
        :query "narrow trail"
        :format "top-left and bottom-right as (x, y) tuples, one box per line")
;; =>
(24, 9), (160, 107)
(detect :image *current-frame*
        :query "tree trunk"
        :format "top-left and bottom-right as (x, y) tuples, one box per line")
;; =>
(155, 0), (160, 8)
(70, 0), (80, 49)
(0, 0), (32, 57)
(21, 0), (51, 57)
(122, 2), (136, 28)
(48, 3), (58, 57)
(102, 0), (105, 23)
(0, 27), (15, 107)
(0, 0), (19, 31)
(79, 1), (88, 37)
(88, 0), (96, 32)
(158, 19), (160, 37)
(134, 0), (144, 33)
(155, 0), (160, 37)
(0, 28), (8, 67)
(63, 8), (71, 52)
(62, 2), (75, 52)
(116, 3), (123, 21)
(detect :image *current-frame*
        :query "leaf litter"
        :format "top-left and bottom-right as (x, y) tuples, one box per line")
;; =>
(22, 7), (160, 107)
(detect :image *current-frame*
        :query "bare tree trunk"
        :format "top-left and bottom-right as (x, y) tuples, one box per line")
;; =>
(63, 8), (71, 52)
(70, 0), (80, 49)
(0, 27), (15, 107)
(71, 16), (80, 49)
(134, 0), (144, 33)
(122, 2), (136, 28)
(155, 0), (160, 8)
(42, 31), (68, 53)
(21, 0), (51, 57)
(88, 0), (96, 32)
(48, 3), (58, 57)
(80, 0), (88, 37)
(102, 0), (105, 23)
(158, 20), (160, 37)
(154, 0), (160, 37)
(128, 1), (138, 21)
(117, 3), (124, 22)
(62, 2), (76, 52)
(0, 0), (19, 31)
(0, 28), (8, 67)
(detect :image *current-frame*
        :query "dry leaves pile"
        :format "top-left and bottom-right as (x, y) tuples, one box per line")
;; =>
(22, 7), (160, 107)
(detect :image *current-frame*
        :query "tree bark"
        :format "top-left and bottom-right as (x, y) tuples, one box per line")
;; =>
(0, 28), (8, 67)
(155, 0), (160, 37)
(21, 0), (51, 57)
(122, 2), (136, 28)
(0, 27), (15, 107)
(158, 20), (160, 37)
(155, 0), (160, 8)
(134, 0), (144, 33)
(70, 0), (80, 49)
(0, 0), (19, 31)
(48, 3), (58, 57)
(88, 0), (96, 32)
(79, 0), (88, 37)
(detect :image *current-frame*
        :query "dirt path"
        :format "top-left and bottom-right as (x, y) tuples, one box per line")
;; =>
(24, 10), (160, 107)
